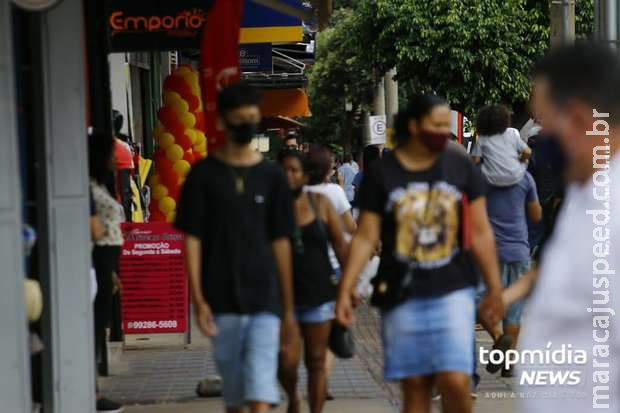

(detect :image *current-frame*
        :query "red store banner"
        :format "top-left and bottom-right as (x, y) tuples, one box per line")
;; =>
(200, 0), (244, 153)
(120, 222), (188, 334)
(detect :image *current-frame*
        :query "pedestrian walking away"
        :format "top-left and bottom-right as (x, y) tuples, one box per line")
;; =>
(471, 104), (532, 187)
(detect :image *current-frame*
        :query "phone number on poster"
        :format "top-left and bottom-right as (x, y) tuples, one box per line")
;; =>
(127, 320), (178, 329)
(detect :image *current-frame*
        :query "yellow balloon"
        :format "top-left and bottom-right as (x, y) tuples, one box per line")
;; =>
(199, 151), (207, 159)
(158, 196), (176, 215)
(150, 174), (161, 186)
(166, 144), (184, 162)
(166, 211), (176, 223)
(173, 160), (191, 176)
(185, 129), (197, 145)
(194, 131), (206, 147)
(195, 142), (207, 153)
(181, 112), (196, 128)
(171, 99), (189, 115)
(152, 184), (168, 201)
(178, 177), (186, 186)
(159, 132), (175, 149)
(163, 91), (182, 106)
(175, 66), (192, 76)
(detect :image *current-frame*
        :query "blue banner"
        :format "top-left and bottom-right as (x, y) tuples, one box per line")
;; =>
(240, 43), (273, 72)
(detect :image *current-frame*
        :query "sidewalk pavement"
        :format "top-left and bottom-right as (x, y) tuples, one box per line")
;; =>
(102, 302), (518, 413)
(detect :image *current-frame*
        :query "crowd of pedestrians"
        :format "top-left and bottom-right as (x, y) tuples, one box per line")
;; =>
(78, 41), (620, 413)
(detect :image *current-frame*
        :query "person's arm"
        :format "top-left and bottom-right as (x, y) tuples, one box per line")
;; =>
(272, 237), (295, 315)
(502, 268), (539, 306)
(321, 194), (349, 268)
(520, 146), (532, 162)
(340, 210), (357, 234)
(90, 215), (105, 241)
(272, 237), (299, 352)
(469, 197), (505, 327)
(525, 173), (542, 223)
(268, 169), (299, 352)
(185, 235), (217, 336)
(336, 211), (381, 326)
(527, 200), (542, 223)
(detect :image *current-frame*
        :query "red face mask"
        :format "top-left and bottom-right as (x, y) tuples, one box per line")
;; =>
(419, 131), (450, 152)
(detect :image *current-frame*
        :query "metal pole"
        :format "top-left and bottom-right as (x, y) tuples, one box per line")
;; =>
(550, 0), (575, 47)
(384, 68), (398, 128)
(0, 1), (31, 411)
(38, 0), (96, 410)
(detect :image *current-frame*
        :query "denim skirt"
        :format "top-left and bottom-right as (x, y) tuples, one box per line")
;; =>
(381, 287), (475, 380)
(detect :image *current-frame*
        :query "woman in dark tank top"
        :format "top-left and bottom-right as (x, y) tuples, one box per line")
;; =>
(278, 149), (348, 413)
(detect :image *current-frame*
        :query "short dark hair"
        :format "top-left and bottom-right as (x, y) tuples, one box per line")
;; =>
(476, 104), (511, 136)
(342, 152), (353, 163)
(217, 81), (261, 116)
(362, 145), (381, 170)
(112, 110), (123, 135)
(277, 148), (308, 172)
(88, 132), (114, 184)
(533, 42), (620, 120)
(394, 94), (448, 145)
(306, 145), (333, 185)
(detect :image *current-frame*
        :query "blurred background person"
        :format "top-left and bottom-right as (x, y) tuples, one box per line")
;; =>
(277, 149), (348, 413)
(499, 43), (620, 413)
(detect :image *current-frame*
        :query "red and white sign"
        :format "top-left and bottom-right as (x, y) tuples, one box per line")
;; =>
(199, 0), (244, 153)
(120, 222), (188, 334)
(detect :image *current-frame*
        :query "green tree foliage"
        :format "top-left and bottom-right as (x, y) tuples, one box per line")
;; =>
(304, 0), (594, 145)
(304, 8), (375, 144)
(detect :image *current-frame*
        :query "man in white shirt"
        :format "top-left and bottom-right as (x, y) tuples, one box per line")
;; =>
(499, 43), (620, 412)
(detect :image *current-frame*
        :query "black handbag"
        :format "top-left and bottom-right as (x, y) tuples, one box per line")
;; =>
(329, 321), (355, 359)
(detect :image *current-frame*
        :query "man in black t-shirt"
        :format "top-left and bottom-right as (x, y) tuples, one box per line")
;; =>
(175, 82), (297, 413)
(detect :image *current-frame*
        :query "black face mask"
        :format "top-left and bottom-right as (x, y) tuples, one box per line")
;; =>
(226, 121), (259, 144)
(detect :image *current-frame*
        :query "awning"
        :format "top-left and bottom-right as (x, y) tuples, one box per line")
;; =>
(260, 89), (311, 118)
(261, 116), (304, 130)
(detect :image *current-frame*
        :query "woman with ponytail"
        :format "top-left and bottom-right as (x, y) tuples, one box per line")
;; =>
(336, 95), (504, 413)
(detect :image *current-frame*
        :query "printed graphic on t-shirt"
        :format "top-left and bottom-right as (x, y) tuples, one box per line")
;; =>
(387, 181), (461, 269)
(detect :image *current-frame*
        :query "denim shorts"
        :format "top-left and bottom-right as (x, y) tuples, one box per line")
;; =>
(381, 287), (476, 380)
(501, 260), (530, 325)
(212, 313), (280, 407)
(295, 301), (335, 324)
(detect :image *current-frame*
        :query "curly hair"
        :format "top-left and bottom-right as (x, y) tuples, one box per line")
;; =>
(476, 104), (511, 136)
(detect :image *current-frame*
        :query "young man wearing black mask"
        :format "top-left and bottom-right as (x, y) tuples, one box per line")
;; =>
(175, 81), (298, 413)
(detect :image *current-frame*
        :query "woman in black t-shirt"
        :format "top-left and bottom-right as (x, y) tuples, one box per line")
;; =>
(335, 95), (504, 413)
(278, 150), (348, 413)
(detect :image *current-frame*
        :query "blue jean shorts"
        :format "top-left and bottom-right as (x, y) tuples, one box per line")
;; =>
(295, 301), (335, 324)
(381, 287), (476, 380)
(213, 313), (280, 408)
(501, 260), (530, 325)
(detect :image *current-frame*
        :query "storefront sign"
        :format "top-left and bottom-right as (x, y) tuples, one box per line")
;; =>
(369, 115), (387, 145)
(119, 222), (188, 334)
(107, 0), (302, 52)
(240, 43), (273, 72)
